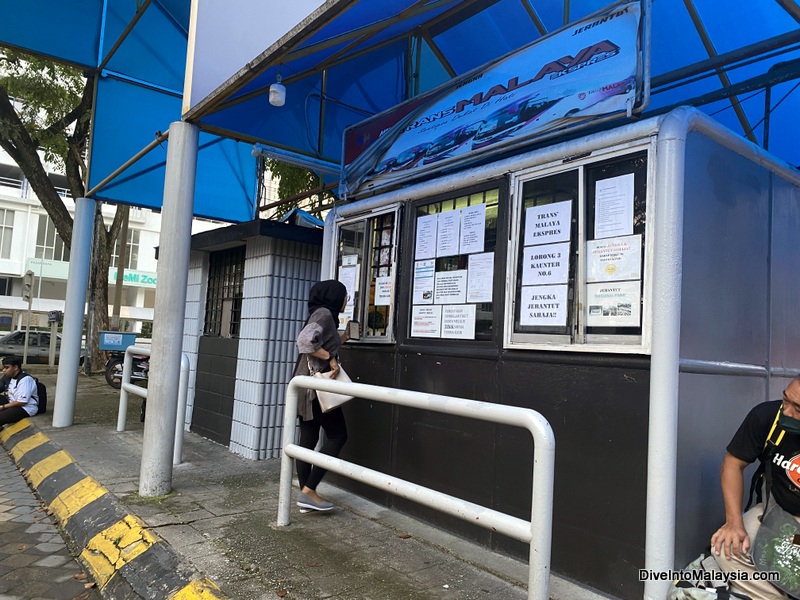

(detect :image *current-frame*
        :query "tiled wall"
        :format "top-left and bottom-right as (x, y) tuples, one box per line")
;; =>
(183, 251), (209, 429)
(229, 237), (321, 459)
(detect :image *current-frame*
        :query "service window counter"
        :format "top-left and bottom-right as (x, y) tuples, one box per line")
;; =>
(323, 108), (800, 600)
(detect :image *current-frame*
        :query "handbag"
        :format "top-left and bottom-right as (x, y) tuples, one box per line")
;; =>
(312, 366), (354, 412)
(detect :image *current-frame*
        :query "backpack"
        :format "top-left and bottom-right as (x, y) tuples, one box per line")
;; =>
(21, 374), (47, 415)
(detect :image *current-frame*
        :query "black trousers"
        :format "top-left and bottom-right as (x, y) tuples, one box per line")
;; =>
(0, 406), (29, 427)
(296, 400), (347, 492)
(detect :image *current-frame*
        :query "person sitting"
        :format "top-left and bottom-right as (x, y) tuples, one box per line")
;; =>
(711, 375), (800, 600)
(0, 356), (38, 427)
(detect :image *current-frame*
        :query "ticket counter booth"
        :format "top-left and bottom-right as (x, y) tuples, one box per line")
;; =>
(322, 107), (800, 599)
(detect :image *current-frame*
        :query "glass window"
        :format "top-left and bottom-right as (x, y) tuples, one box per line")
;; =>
(335, 207), (400, 342)
(203, 246), (245, 338)
(0, 209), (13, 259)
(507, 149), (649, 350)
(408, 188), (500, 341)
(35, 214), (69, 262)
(112, 229), (140, 270)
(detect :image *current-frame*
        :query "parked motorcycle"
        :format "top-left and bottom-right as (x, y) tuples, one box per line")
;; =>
(104, 351), (149, 390)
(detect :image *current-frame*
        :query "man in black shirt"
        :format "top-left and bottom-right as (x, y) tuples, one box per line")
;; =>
(711, 376), (800, 600)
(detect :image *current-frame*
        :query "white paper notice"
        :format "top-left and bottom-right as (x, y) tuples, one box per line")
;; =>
(436, 210), (461, 257)
(341, 254), (358, 266)
(586, 280), (641, 327)
(521, 242), (570, 286)
(415, 214), (437, 260)
(339, 265), (358, 327)
(413, 260), (435, 304)
(411, 305), (442, 337)
(587, 234), (641, 282)
(524, 200), (572, 246)
(374, 276), (392, 306)
(434, 270), (467, 304)
(594, 173), (634, 239)
(519, 284), (569, 327)
(467, 252), (494, 303)
(441, 305), (477, 340)
(459, 204), (486, 255)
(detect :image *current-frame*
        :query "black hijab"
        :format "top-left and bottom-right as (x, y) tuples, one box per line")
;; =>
(308, 280), (347, 322)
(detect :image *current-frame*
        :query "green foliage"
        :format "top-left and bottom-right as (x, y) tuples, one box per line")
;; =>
(0, 49), (85, 171)
(262, 158), (334, 218)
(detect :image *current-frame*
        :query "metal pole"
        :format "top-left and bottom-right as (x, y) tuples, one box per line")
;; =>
(52, 197), (96, 428)
(22, 294), (31, 366)
(139, 121), (197, 497)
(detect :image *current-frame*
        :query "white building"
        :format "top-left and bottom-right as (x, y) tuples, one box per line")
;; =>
(0, 146), (223, 332)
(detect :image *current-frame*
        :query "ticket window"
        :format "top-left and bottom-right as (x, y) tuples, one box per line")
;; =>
(408, 188), (499, 341)
(507, 148), (650, 351)
(336, 207), (400, 342)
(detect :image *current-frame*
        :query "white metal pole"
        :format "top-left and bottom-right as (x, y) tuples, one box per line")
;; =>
(52, 197), (96, 428)
(139, 121), (198, 497)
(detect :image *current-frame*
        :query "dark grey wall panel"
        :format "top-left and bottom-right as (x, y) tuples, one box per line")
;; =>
(192, 336), (239, 445)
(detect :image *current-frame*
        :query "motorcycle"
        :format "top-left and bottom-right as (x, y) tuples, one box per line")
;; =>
(104, 351), (149, 390)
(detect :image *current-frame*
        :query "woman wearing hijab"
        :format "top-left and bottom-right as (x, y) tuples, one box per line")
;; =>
(294, 280), (350, 512)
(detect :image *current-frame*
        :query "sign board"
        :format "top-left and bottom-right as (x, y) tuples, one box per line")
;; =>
(343, 0), (643, 195)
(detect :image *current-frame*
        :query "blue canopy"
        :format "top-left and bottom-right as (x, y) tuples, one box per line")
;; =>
(2, 0), (798, 220)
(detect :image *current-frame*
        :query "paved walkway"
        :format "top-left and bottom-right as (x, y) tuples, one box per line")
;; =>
(0, 449), (101, 600)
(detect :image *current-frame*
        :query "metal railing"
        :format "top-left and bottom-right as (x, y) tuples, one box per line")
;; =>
(116, 345), (190, 465)
(278, 376), (555, 600)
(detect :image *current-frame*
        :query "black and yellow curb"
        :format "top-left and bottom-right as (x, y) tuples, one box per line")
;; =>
(1, 419), (228, 600)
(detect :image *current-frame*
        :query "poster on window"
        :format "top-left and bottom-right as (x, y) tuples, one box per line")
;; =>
(415, 214), (437, 260)
(519, 284), (568, 327)
(434, 270), (467, 304)
(441, 305), (476, 340)
(524, 199), (572, 246)
(586, 280), (640, 327)
(467, 252), (494, 303)
(411, 305), (442, 337)
(594, 173), (634, 239)
(413, 260), (435, 304)
(521, 242), (570, 286)
(374, 276), (392, 306)
(436, 210), (461, 257)
(338, 264), (358, 327)
(587, 234), (641, 282)
(459, 204), (486, 255)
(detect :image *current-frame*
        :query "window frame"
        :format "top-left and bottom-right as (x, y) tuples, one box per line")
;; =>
(504, 140), (655, 354)
(334, 203), (402, 344)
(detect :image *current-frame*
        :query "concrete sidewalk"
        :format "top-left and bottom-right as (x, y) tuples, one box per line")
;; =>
(3, 371), (602, 600)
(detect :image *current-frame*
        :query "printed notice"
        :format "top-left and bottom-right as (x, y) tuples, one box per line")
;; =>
(587, 234), (641, 282)
(374, 276), (392, 306)
(595, 173), (634, 239)
(467, 252), (494, 303)
(342, 254), (358, 266)
(519, 284), (568, 327)
(522, 242), (570, 286)
(524, 199), (572, 246)
(437, 210), (461, 257)
(441, 305), (477, 340)
(586, 280), (641, 327)
(415, 214), (437, 260)
(413, 259), (435, 304)
(459, 204), (486, 255)
(434, 270), (467, 304)
(339, 265), (358, 327)
(411, 305), (442, 337)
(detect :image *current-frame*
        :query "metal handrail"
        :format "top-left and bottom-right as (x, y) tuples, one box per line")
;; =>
(278, 375), (555, 600)
(115, 345), (190, 465)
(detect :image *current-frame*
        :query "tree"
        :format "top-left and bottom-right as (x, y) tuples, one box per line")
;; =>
(0, 49), (128, 371)
(262, 158), (334, 218)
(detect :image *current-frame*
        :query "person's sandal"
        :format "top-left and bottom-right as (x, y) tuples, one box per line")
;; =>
(297, 491), (335, 512)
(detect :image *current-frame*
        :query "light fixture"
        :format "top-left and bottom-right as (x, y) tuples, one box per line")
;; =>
(269, 73), (286, 107)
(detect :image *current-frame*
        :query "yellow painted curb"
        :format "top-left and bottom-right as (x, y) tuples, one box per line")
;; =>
(80, 514), (161, 588)
(50, 476), (109, 525)
(27, 449), (74, 487)
(171, 578), (227, 599)
(9, 431), (49, 461)
(0, 418), (30, 442)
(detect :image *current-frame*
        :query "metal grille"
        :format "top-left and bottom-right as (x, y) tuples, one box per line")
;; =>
(203, 246), (245, 337)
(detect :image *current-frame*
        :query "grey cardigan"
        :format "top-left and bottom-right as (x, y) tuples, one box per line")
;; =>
(294, 308), (342, 420)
